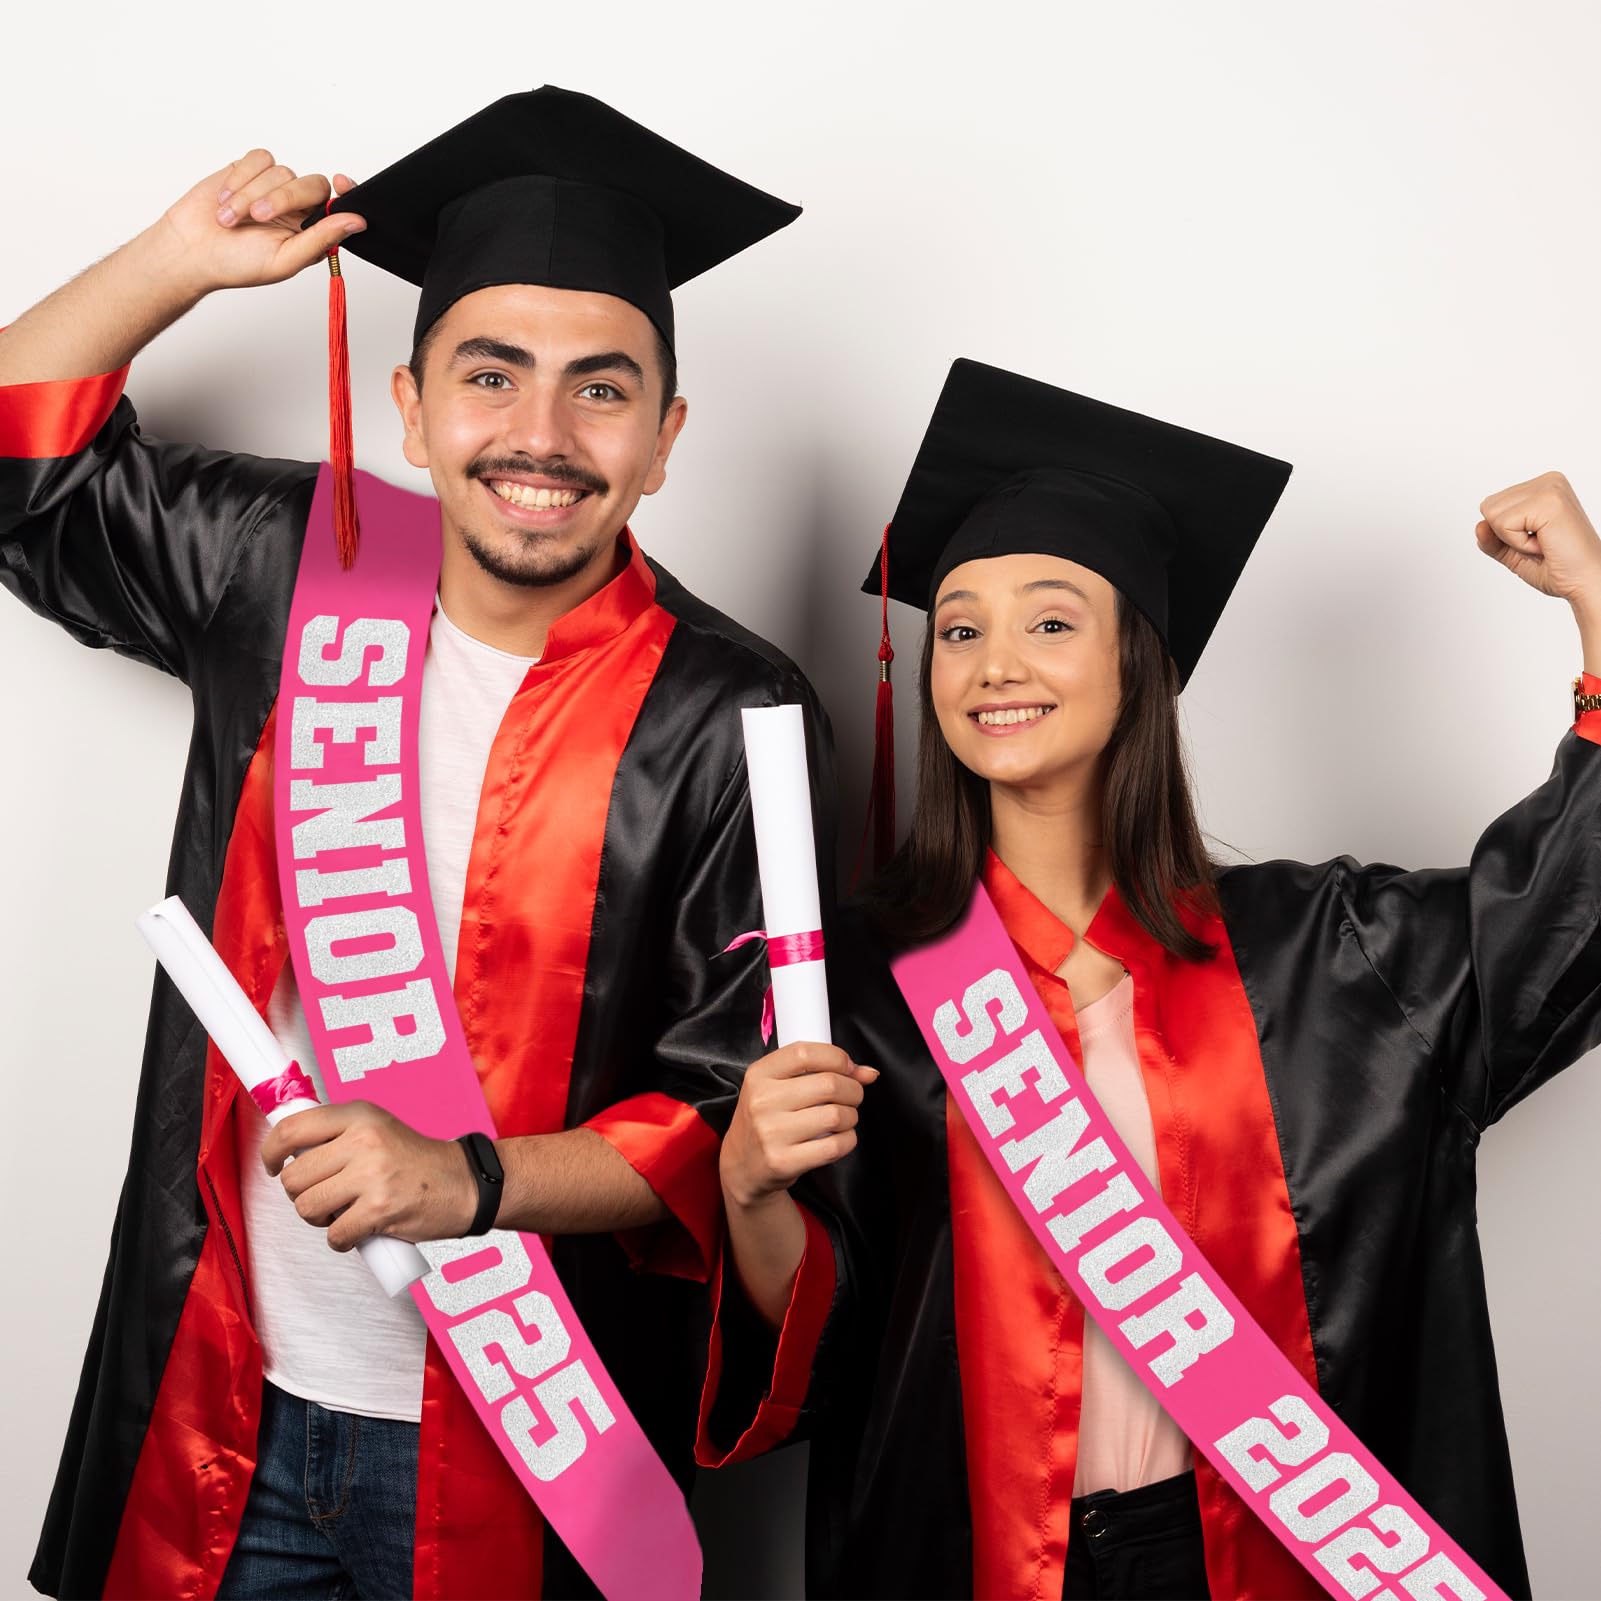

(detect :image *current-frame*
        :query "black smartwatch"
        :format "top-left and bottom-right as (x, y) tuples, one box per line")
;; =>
(456, 1131), (505, 1237)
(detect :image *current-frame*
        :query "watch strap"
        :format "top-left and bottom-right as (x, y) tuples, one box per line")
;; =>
(457, 1130), (504, 1237)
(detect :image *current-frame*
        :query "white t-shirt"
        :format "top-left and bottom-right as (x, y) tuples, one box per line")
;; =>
(237, 599), (539, 1421)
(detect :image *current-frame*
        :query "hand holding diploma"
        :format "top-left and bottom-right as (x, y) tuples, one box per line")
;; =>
(259, 1098), (485, 1251)
(136, 896), (429, 1297)
(719, 1041), (878, 1210)
(719, 708), (876, 1326)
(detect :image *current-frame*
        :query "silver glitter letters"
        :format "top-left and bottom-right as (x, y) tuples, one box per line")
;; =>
(1047, 1168), (1141, 1253)
(294, 858), (412, 909)
(1001, 1098), (1101, 1212)
(1314, 1505), (1429, 1596)
(290, 775), (406, 857)
(1120, 1271), (1236, 1387)
(1078, 1214), (1183, 1311)
(934, 967), (1028, 1065)
(1217, 1394), (1330, 1492)
(1398, 1554), (1485, 1601)
(417, 1231), (534, 1315)
(502, 1362), (617, 1482)
(305, 906), (425, 986)
(1270, 1451), (1378, 1544)
(321, 976), (446, 1081)
(289, 695), (403, 770)
(447, 1290), (571, 1402)
(297, 614), (409, 687)
(960, 1029), (1068, 1137)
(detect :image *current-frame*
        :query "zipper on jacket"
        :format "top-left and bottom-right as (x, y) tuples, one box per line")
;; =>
(202, 1165), (250, 1302)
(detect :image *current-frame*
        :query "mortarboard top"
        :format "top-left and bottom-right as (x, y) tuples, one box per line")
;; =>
(303, 86), (801, 567)
(864, 358), (1294, 689)
(315, 84), (802, 351)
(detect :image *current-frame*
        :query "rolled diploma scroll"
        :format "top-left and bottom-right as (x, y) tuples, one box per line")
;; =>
(136, 895), (429, 1298)
(740, 705), (832, 1045)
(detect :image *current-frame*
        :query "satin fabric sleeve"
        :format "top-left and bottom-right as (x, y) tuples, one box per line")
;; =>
(586, 672), (840, 1282)
(694, 1201), (841, 1466)
(1339, 717), (1601, 1131)
(0, 377), (316, 684)
(695, 912), (890, 1466)
(695, 1137), (878, 1466)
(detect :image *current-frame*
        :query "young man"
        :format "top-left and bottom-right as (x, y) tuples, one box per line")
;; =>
(1, 87), (832, 1599)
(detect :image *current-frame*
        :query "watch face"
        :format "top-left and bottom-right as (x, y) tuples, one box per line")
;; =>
(476, 1133), (504, 1182)
(462, 1131), (500, 1181)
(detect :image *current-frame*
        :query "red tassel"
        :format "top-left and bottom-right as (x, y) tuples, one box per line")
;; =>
(325, 202), (359, 570)
(852, 523), (896, 889)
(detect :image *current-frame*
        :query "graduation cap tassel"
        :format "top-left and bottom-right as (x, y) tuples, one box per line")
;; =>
(325, 205), (360, 569)
(852, 524), (897, 890)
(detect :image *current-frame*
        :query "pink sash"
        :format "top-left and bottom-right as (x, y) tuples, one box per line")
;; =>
(891, 882), (1503, 1601)
(274, 465), (701, 1599)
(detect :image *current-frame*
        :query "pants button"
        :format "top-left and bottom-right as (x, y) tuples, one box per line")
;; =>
(1081, 1507), (1108, 1538)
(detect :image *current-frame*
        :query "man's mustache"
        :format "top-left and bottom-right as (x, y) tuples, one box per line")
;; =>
(468, 457), (609, 496)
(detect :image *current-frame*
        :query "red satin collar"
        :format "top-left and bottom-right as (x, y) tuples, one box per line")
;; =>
(983, 845), (1219, 978)
(982, 850), (1077, 970)
(536, 527), (658, 665)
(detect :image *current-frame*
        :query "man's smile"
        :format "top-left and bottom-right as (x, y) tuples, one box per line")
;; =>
(488, 478), (587, 509)
(476, 474), (596, 527)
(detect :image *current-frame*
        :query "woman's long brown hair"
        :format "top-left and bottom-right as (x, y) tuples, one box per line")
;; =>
(864, 590), (1221, 962)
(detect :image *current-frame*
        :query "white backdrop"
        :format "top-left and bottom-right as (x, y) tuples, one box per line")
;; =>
(3, 1), (1599, 1595)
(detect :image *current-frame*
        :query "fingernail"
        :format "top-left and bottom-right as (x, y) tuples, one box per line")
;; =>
(251, 200), (272, 218)
(342, 218), (365, 234)
(217, 187), (232, 202)
(217, 205), (235, 225)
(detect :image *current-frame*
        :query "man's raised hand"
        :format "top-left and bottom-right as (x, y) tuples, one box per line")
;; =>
(155, 152), (367, 295)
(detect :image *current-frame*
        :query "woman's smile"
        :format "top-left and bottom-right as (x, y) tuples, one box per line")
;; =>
(969, 701), (1059, 735)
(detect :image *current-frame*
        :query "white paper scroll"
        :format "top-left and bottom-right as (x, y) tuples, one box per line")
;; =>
(740, 705), (832, 1046)
(136, 895), (429, 1298)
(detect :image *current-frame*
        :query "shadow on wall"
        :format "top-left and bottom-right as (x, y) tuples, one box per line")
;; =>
(692, 1442), (810, 1598)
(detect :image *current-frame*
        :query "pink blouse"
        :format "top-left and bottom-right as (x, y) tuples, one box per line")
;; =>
(1070, 970), (1194, 1497)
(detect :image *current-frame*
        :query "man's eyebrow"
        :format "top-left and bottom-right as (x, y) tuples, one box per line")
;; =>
(447, 337), (536, 370)
(563, 350), (646, 385)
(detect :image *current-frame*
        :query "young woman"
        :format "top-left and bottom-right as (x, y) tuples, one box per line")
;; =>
(699, 359), (1601, 1600)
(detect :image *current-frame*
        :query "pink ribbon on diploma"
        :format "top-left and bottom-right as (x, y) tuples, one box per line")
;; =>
(722, 928), (826, 1043)
(273, 465), (701, 1600)
(891, 883), (1505, 1601)
(249, 1060), (319, 1116)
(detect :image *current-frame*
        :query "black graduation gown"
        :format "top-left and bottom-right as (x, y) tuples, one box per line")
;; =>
(0, 374), (835, 1599)
(701, 721), (1601, 1600)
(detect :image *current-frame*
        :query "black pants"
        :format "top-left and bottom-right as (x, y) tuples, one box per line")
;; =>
(1061, 1469), (1210, 1599)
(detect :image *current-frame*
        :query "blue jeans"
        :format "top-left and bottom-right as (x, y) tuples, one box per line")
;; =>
(218, 1379), (419, 1600)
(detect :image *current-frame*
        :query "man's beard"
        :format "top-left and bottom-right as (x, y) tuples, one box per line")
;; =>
(458, 521), (609, 588)
(459, 453), (613, 588)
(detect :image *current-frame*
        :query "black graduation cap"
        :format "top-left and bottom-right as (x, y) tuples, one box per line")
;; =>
(304, 86), (801, 566)
(852, 359), (1292, 875)
(320, 84), (802, 351)
(864, 358), (1293, 688)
